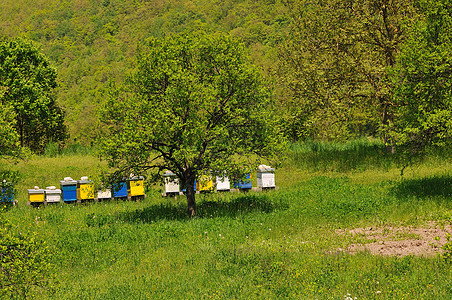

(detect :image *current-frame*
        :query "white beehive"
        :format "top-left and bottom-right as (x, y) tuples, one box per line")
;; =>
(97, 189), (112, 201)
(164, 171), (180, 194)
(256, 165), (275, 188)
(215, 176), (230, 191)
(45, 186), (61, 203)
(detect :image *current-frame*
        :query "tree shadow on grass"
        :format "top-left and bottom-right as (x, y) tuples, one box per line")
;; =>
(86, 194), (278, 226)
(391, 175), (452, 199)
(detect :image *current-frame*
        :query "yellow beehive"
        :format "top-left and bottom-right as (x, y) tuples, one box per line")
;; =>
(28, 186), (45, 203)
(128, 176), (145, 197)
(196, 175), (214, 192)
(77, 177), (95, 201)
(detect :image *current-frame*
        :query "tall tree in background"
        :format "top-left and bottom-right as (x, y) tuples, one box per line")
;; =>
(0, 103), (20, 159)
(0, 38), (67, 153)
(278, 0), (414, 143)
(100, 33), (284, 217)
(390, 0), (452, 155)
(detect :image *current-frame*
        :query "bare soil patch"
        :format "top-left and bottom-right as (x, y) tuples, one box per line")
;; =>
(336, 222), (451, 257)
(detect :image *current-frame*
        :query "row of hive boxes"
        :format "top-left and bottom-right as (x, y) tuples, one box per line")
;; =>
(27, 176), (145, 203)
(164, 169), (275, 194)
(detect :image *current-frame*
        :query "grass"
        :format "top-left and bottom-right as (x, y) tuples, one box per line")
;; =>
(2, 139), (452, 299)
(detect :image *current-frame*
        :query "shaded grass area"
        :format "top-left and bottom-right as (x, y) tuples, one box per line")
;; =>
(287, 138), (452, 173)
(392, 175), (452, 199)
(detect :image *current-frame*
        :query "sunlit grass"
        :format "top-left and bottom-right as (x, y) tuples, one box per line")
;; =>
(2, 141), (452, 298)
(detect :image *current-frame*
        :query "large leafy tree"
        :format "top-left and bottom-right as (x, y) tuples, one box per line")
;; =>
(100, 33), (284, 217)
(278, 0), (414, 143)
(390, 0), (452, 154)
(0, 38), (67, 153)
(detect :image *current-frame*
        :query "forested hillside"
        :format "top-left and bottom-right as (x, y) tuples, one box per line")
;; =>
(1, 0), (451, 155)
(0, 0), (289, 144)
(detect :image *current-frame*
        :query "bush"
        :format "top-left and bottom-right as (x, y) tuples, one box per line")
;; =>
(0, 214), (55, 298)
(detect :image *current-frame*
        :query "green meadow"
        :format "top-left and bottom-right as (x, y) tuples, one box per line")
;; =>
(2, 139), (452, 299)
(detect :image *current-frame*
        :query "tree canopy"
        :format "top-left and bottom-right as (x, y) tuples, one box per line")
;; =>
(100, 33), (284, 217)
(0, 38), (67, 153)
(278, 0), (415, 143)
(390, 0), (452, 154)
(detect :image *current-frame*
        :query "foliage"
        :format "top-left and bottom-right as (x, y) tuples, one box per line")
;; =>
(441, 233), (452, 261)
(100, 32), (284, 216)
(0, 215), (54, 298)
(0, 103), (20, 159)
(278, 0), (415, 141)
(0, 0), (289, 145)
(0, 37), (67, 153)
(389, 0), (452, 156)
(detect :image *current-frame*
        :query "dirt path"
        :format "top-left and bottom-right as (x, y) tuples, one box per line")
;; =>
(336, 222), (451, 257)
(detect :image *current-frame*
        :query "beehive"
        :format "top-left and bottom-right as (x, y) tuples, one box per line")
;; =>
(45, 186), (61, 203)
(215, 176), (230, 191)
(164, 171), (180, 194)
(1, 181), (14, 203)
(196, 175), (214, 192)
(112, 181), (128, 199)
(77, 176), (95, 201)
(128, 176), (145, 197)
(256, 165), (275, 189)
(97, 189), (112, 201)
(60, 177), (77, 202)
(233, 173), (252, 190)
(28, 186), (45, 203)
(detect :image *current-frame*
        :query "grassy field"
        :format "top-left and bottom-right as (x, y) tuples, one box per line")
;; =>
(2, 139), (452, 299)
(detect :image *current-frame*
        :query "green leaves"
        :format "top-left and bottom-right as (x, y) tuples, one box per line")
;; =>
(390, 0), (452, 154)
(0, 38), (67, 153)
(0, 216), (54, 298)
(278, 0), (414, 141)
(100, 32), (284, 215)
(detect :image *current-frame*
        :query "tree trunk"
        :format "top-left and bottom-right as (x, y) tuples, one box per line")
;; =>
(381, 100), (395, 154)
(184, 174), (196, 218)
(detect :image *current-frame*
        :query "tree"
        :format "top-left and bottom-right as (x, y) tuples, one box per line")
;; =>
(100, 33), (284, 217)
(0, 38), (67, 153)
(389, 0), (452, 155)
(278, 0), (415, 143)
(0, 103), (20, 159)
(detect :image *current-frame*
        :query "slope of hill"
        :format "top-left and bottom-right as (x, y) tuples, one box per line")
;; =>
(0, 0), (289, 144)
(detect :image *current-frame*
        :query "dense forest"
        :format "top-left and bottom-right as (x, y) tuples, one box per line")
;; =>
(1, 0), (451, 153)
(1, 0), (289, 145)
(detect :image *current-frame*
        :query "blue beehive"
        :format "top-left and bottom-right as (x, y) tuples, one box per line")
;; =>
(60, 177), (77, 203)
(0, 181), (14, 203)
(233, 173), (252, 190)
(112, 181), (128, 199)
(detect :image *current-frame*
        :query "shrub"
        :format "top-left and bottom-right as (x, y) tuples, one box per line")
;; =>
(0, 214), (55, 298)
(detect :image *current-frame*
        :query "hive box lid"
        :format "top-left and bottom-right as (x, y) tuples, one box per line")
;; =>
(60, 180), (77, 185)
